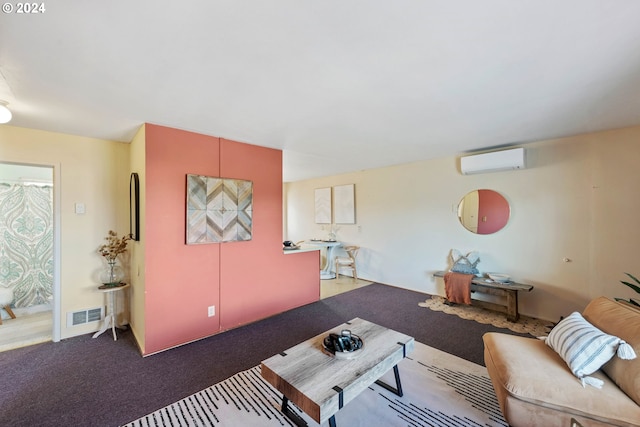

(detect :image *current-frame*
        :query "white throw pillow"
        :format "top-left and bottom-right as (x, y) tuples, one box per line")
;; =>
(450, 249), (480, 275)
(545, 311), (636, 388)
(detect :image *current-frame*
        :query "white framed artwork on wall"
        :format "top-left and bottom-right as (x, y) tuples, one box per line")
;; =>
(333, 184), (355, 224)
(314, 187), (332, 224)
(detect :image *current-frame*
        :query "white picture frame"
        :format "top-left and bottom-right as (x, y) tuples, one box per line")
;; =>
(333, 184), (355, 224)
(314, 187), (332, 224)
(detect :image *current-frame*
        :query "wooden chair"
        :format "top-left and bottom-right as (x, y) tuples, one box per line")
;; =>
(0, 287), (16, 325)
(335, 246), (360, 280)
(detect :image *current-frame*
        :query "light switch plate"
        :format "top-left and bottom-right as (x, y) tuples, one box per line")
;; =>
(75, 203), (85, 214)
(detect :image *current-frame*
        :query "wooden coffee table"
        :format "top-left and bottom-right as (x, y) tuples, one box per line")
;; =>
(260, 318), (415, 427)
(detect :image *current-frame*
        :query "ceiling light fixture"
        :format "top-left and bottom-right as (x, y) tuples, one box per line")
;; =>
(0, 100), (12, 123)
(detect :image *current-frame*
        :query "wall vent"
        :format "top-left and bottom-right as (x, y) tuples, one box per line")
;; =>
(67, 307), (104, 327)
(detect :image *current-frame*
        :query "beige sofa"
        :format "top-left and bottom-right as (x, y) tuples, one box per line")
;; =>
(483, 297), (640, 427)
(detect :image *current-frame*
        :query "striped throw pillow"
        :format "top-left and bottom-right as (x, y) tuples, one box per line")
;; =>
(546, 311), (636, 388)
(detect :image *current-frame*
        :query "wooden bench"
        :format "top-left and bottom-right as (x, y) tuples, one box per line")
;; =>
(433, 271), (533, 322)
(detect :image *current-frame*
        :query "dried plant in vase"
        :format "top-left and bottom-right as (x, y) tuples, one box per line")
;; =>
(97, 230), (130, 287)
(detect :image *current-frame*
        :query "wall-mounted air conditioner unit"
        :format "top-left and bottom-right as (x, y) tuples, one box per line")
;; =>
(460, 147), (525, 175)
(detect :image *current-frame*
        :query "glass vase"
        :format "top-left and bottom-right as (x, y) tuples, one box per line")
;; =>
(100, 259), (124, 287)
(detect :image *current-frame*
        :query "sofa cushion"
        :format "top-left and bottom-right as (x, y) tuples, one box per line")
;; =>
(545, 310), (636, 388)
(583, 296), (640, 406)
(483, 332), (640, 426)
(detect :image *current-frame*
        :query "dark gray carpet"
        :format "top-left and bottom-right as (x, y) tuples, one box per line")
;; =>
(0, 283), (527, 426)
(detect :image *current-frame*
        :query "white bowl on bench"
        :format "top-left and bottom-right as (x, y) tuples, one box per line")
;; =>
(488, 273), (510, 282)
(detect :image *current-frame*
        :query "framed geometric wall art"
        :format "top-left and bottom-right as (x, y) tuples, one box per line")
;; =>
(186, 174), (253, 244)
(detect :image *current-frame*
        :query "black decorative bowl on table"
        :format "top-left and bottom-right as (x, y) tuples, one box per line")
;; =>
(322, 329), (364, 359)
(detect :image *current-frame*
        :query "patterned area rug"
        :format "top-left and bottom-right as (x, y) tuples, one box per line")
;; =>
(123, 342), (507, 427)
(419, 295), (553, 337)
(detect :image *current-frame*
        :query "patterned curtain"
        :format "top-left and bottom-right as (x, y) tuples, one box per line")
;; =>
(0, 183), (54, 308)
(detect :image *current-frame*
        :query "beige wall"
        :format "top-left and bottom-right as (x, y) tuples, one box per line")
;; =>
(0, 125), (130, 339)
(284, 126), (640, 321)
(128, 124), (146, 351)
(2, 123), (638, 339)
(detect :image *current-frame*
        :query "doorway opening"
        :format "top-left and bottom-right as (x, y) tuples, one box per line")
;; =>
(0, 162), (57, 352)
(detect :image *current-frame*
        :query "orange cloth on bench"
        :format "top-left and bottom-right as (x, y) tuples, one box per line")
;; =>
(444, 272), (473, 305)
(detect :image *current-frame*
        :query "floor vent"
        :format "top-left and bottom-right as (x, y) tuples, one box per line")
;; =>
(67, 307), (104, 327)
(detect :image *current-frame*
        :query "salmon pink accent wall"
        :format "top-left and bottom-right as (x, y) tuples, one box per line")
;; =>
(143, 126), (319, 355)
(219, 139), (320, 329)
(144, 124), (221, 354)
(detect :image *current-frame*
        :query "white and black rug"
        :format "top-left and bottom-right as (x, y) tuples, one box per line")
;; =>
(123, 342), (507, 427)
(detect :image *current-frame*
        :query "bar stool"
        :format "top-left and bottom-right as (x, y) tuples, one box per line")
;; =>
(0, 287), (17, 325)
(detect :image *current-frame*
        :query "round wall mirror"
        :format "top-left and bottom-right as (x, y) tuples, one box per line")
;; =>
(457, 189), (510, 234)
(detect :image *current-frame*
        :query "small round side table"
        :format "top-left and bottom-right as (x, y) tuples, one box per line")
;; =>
(92, 283), (130, 341)
(305, 240), (342, 279)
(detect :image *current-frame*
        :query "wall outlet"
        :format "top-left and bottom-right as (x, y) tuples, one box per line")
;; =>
(208, 305), (215, 317)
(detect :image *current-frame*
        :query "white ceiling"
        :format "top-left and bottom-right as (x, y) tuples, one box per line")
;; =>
(2, 1), (640, 182)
